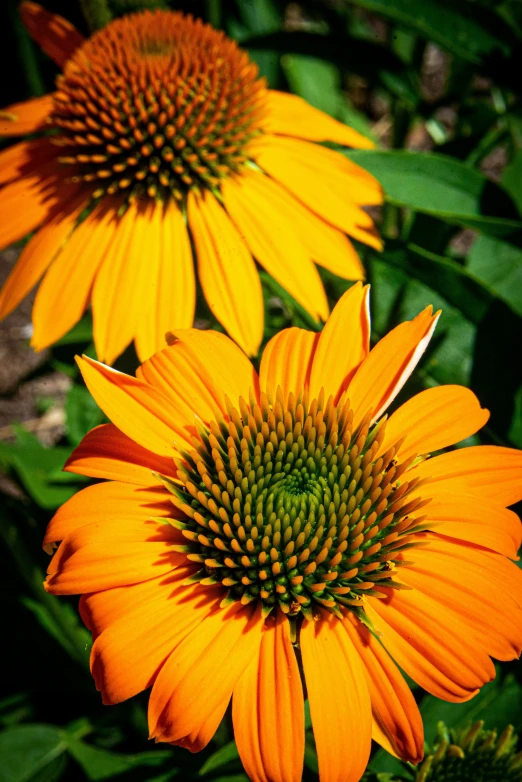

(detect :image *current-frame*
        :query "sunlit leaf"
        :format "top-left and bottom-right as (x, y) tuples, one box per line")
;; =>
(345, 150), (522, 237)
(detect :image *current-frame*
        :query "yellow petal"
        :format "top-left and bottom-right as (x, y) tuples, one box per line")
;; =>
(187, 189), (263, 357)
(265, 89), (375, 149)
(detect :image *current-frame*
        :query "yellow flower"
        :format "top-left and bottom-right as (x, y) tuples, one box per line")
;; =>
(44, 283), (522, 782)
(0, 2), (382, 363)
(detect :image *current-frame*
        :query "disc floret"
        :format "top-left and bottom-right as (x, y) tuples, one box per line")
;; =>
(415, 722), (522, 782)
(162, 389), (431, 620)
(50, 10), (266, 202)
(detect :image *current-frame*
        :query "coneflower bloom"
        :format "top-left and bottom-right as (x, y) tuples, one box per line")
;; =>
(44, 283), (522, 782)
(0, 2), (381, 363)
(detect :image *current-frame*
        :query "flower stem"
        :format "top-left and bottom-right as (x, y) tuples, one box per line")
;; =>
(79, 0), (112, 31)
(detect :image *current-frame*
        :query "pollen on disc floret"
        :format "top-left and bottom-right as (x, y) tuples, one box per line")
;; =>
(50, 9), (267, 202)
(160, 387), (433, 621)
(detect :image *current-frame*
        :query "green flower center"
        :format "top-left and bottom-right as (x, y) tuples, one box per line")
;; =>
(164, 389), (431, 619)
(416, 723), (522, 782)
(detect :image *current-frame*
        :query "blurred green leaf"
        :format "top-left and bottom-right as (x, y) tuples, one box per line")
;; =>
(244, 31), (416, 99)
(502, 147), (522, 217)
(208, 776), (248, 782)
(0, 427), (81, 509)
(345, 0), (512, 62)
(346, 150), (522, 237)
(421, 674), (522, 742)
(230, 0), (280, 84)
(467, 235), (522, 317)
(67, 737), (174, 780)
(20, 597), (91, 667)
(65, 385), (105, 446)
(199, 741), (239, 775)
(0, 725), (68, 782)
(508, 384), (522, 448)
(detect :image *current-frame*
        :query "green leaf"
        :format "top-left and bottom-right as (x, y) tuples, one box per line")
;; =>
(345, 150), (522, 237)
(65, 385), (105, 446)
(467, 235), (522, 317)
(56, 314), (93, 346)
(379, 241), (511, 325)
(0, 725), (68, 782)
(20, 597), (91, 666)
(0, 427), (81, 509)
(199, 741), (239, 775)
(502, 147), (522, 217)
(67, 738), (174, 781)
(345, 0), (512, 63)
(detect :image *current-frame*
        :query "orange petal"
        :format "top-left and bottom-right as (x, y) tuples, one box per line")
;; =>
(423, 488), (522, 558)
(412, 445), (522, 508)
(148, 603), (264, 743)
(187, 189), (263, 357)
(134, 200), (195, 361)
(400, 545), (522, 662)
(342, 613), (423, 764)
(233, 610), (305, 782)
(0, 95), (53, 136)
(0, 191), (87, 321)
(20, 2), (84, 67)
(0, 138), (55, 187)
(76, 356), (194, 456)
(63, 423), (176, 485)
(347, 307), (440, 426)
(45, 534), (183, 595)
(0, 164), (77, 250)
(139, 329), (259, 422)
(366, 588), (495, 702)
(172, 697), (231, 753)
(300, 611), (372, 782)
(251, 135), (383, 248)
(222, 170), (328, 322)
(415, 534), (522, 610)
(31, 199), (121, 351)
(259, 328), (319, 402)
(92, 582), (218, 704)
(92, 201), (159, 365)
(379, 385), (489, 462)
(79, 571), (189, 637)
(265, 90), (375, 149)
(44, 479), (174, 547)
(308, 282), (370, 402)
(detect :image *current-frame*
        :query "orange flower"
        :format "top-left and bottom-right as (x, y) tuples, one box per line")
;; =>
(0, 2), (381, 364)
(44, 282), (522, 782)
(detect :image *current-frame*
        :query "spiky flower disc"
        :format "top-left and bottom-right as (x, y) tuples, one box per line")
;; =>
(414, 721), (522, 782)
(166, 387), (431, 619)
(52, 10), (266, 200)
